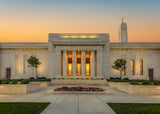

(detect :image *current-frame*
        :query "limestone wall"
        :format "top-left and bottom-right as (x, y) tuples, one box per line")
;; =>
(0, 43), (48, 79)
(110, 49), (160, 80)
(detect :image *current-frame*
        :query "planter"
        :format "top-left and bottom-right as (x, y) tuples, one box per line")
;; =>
(29, 82), (50, 87)
(118, 83), (160, 95)
(108, 82), (129, 88)
(0, 83), (41, 94)
(50, 79), (107, 86)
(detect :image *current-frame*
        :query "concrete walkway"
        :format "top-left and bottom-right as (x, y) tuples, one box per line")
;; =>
(0, 86), (160, 114)
(41, 95), (115, 114)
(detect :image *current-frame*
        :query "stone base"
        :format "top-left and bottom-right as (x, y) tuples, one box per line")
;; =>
(118, 83), (160, 95)
(0, 83), (41, 94)
(108, 82), (129, 88)
(30, 82), (50, 87)
(50, 79), (107, 86)
(46, 91), (110, 95)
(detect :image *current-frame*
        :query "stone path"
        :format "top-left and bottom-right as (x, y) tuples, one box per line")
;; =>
(42, 95), (115, 114)
(0, 86), (160, 114)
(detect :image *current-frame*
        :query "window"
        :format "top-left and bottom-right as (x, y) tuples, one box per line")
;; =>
(122, 60), (125, 75)
(140, 60), (143, 75)
(131, 60), (134, 75)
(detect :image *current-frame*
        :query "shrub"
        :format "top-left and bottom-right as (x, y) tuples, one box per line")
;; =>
(153, 81), (160, 85)
(130, 81), (139, 85)
(37, 77), (46, 79)
(123, 78), (129, 80)
(17, 78), (23, 81)
(29, 77), (34, 79)
(10, 80), (18, 84)
(20, 79), (29, 84)
(142, 80), (151, 85)
(29, 78), (51, 82)
(2, 80), (10, 84)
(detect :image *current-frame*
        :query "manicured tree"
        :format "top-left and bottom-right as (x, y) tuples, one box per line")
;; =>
(27, 56), (41, 78)
(112, 59), (126, 79)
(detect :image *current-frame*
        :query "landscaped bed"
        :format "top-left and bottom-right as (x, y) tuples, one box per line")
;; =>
(54, 87), (105, 91)
(46, 86), (110, 94)
(0, 102), (50, 114)
(108, 103), (160, 114)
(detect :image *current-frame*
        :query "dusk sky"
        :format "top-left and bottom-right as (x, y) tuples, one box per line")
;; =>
(0, 0), (160, 42)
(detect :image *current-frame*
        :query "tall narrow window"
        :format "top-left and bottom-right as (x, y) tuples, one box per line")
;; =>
(122, 60), (125, 75)
(140, 59), (143, 75)
(76, 51), (82, 76)
(61, 51), (63, 77)
(67, 51), (73, 76)
(23, 54), (28, 74)
(95, 51), (97, 77)
(131, 60), (134, 75)
(85, 51), (91, 77)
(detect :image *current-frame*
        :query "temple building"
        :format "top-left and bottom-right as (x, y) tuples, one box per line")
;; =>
(0, 19), (160, 80)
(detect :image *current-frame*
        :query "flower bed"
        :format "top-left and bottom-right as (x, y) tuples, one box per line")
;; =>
(54, 87), (104, 92)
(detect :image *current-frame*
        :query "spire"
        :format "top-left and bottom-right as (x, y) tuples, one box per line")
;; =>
(119, 17), (128, 43)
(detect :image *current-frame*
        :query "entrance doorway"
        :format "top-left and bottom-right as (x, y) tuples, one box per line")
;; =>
(148, 69), (153, 80)
(6, 68), (11, 79)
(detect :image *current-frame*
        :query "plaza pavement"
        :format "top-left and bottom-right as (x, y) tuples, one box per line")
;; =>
(0, 86), (160, 114)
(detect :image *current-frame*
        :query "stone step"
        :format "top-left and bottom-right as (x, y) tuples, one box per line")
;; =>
(50, 79), (108, 86)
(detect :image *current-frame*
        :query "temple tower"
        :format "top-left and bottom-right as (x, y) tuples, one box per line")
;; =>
(119, 17), (128, 43)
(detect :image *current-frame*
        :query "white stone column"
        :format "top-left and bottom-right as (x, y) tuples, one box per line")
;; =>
(126, 55), (131, 77)
(48, 43), (55, 78)
(97, 49), (103, 78)
(63, 50), (67, 77)
(91, 50), (95, 77)
(55, 48), (61, 78)
(73, 50), (76, 77)
(82, 50), (85, 77)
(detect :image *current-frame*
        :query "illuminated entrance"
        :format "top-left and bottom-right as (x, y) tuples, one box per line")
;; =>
(64, 50), (96, 78)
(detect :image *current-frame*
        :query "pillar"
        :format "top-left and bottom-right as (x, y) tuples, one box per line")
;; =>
(63, 50), (67, 77)
(91, 50), (95, 77)
(82, 50), (85, 77)
(97, 49), (103, 77)
(73, 50), (76, 77)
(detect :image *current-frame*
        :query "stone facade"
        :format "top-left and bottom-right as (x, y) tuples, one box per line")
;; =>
(0, 21), (160, 80)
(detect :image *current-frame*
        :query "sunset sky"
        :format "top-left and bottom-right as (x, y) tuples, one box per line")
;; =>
(0, 0), (160, 42)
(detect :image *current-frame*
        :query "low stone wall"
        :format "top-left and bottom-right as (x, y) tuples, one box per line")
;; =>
(118, 83), (160, 95)
(108, 82), (129, 88)
(0, 83), (41, 94)
(30, 82), (50, 87)
(46, 91), (110, 95)
(50, 79), (107, 86)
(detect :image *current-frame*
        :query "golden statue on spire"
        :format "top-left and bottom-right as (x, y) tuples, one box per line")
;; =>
(122, 17), (126, 23)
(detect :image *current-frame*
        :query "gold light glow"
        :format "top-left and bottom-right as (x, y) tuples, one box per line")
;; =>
(62, 35), (97, 38)
(77, 64), (81, 76)
(68, 64), (72, 76)
(86, 64), (90, 76)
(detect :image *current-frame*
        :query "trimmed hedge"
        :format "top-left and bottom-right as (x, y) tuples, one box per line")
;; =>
(108, 78), (160, 85)
(0, 77), (51, 84)
(20, 79), (30, 84)
(130, 80), (160, 85)
(2, 80), (10, 84)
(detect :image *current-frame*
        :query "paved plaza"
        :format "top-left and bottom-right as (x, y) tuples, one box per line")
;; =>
(0, 86), (160, 114)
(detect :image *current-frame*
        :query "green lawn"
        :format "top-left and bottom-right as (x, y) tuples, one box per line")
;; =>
(0, 102), (50, 114)
(108, 103), (160, 114)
